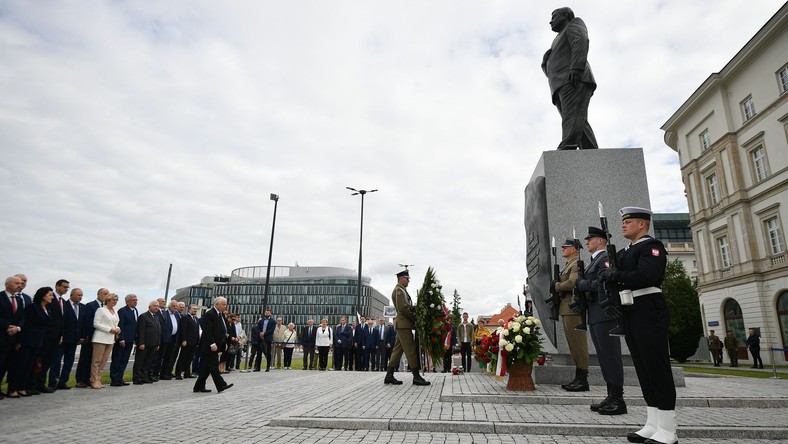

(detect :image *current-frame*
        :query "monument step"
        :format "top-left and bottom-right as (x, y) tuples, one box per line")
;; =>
(533, 364), (686, 387)
(269, 417), (788, 440)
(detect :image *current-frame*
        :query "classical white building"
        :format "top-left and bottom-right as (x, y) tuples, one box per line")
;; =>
(661, 4), (788, 364)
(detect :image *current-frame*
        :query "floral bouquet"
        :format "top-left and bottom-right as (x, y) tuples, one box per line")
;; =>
(498, 315), (543, 366)
(415, 267), (450, 366)
(474, 335), (495, 365)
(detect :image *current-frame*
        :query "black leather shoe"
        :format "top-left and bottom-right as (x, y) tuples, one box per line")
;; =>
(121, 382), (130, 386)
(598, 398), (627, 415)
(561, 378), (578, 390)
(38, 387), (54, 394)
(56, 385), (71, 390)
(565, 380), (589, 392)
(218, 383), (234, 393)
(627, 432), (648, 443)
(175, 376), (183, 380)
(133, 381), (145, 385)
(590, 396), (612, 412)
(110, 382), (123, 387)
(193, 388), (212, 393)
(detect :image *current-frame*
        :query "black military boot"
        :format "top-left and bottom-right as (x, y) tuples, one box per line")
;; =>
(412, 369), (430, 386)
(598, 385), (627, 415)
(565, 368), (589, 392)
(561, 367), (579, 390)
(384, 367), (403, 385)
(591, 384), (614, 411)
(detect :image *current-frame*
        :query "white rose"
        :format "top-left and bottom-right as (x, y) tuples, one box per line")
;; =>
(499, 339), (508, 347)
(502, 329), (509, 337)
(430, 303), (435, 308)
(515, 335), (523, 343)
(524, 327), (531, 335)
(533, 319), (541, 325)
(505, 343), (514, 352)
(496, 327), (504, 334)
(525, 320), (532, 326)
(517, 316), (525, 322)
(511, 323), (520, 332)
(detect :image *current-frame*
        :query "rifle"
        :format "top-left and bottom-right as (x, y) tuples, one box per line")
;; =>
(598, 202), (625, 337)
(544, 237), (561, 321)
(569, 228), (588, 332)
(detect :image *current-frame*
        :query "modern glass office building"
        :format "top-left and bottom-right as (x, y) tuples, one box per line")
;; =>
(174, 265), (389, 337)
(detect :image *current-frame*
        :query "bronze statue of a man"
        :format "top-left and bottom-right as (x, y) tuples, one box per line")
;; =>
(541, 7), (598, 150)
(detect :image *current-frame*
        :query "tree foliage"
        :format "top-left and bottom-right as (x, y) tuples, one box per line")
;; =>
(450, 289), (462, 327)
(663, 259), (703, 363)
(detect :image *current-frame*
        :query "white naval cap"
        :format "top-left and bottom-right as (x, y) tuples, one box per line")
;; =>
(619, 206), (652, 221)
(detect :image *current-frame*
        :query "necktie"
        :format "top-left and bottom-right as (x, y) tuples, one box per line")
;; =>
(309, 326), (312, 336)
(74, 302), (79, 319)
(59, 297), (64, 310)
(11, 293), (17, 315)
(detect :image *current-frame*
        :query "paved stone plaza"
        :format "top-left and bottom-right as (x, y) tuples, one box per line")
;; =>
(1, 368), (786, 443)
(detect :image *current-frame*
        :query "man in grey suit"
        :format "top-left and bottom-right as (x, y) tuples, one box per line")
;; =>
(541, 7), (598, 150)
(576, 226), (626, 415)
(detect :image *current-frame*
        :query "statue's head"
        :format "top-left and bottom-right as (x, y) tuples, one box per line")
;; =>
(550, 7), (575, 32)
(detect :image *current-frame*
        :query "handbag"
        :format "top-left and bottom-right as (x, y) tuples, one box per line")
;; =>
(226, 342), (239, 355)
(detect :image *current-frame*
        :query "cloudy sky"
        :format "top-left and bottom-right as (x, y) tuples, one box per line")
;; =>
(1, 1), (783, 317)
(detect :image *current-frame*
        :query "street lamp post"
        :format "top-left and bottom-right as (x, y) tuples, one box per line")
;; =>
(262, 193), (279, 313)
(347, 187), (377, 317)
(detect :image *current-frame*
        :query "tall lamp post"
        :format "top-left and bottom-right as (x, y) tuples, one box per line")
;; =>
(262, 193), (279, 313)
(347, 187), (377, 317)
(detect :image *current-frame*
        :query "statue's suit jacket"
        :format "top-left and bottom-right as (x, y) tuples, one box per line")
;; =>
(542, 17), (596, 103)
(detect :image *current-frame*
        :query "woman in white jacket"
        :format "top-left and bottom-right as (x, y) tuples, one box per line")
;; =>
(315, 319), (333, 371)
(92, 293), (120, 389)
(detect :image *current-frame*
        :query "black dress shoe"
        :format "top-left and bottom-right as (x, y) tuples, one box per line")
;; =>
(133, 381), (145, 385)
(627, 432), (648, 443)
(38, 387), (55, 394)
(590, 396), (612, 412)
(175, 376), (183, 380)
(193, 388), (212, 393)
(598, 399), (627, 415)
(110, 382), (123, 387)
(57, 385), (71, 390)
(121, 381), (130, 386)
(218, 383), (234, 393)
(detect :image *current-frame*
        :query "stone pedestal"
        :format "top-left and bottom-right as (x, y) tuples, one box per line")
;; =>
(525, 148), (651, 354)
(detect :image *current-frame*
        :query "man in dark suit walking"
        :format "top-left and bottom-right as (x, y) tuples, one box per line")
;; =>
(110, 294), (138, 386)
(300, 319), (317, 370)
(193, 297), (233, 393)
(175, 304), (200, 379)
(159, 300), (181, 380)
(55, 288), (84, 389)
(133, 300), (161, 384)
(75, 288), (109, 388)
(541, 7), (598, 150)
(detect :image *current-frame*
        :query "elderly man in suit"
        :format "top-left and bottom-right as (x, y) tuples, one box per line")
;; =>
(193, 297), (233, 393)
(55, 287), (84, 389)
(542, 7), (598, 150)
(0, 275), (29, 398)
(374, 317), (391, 372)
(133, 300), (161, 384)
(110, 294), (138, 386)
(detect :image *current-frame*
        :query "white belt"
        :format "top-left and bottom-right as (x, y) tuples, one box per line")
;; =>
(632, 287), (661, 297)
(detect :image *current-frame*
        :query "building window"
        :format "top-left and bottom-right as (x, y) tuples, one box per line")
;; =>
(766, 216), (785, 256)
(741, 95), (757, 121)
(779, 64), (788, 94)
(717, 235), (731, 268)
(751, 146), (770, 181)
(699, 129), (711, 151)
(707, 173), (721, 205)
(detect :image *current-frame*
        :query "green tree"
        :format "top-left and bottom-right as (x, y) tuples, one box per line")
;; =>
(663, 259), (703, 363)
(450, 289), (462, 326)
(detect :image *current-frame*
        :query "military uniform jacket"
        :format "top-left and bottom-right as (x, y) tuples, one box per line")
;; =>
(554, 256), (578, 316)
(613, 236), (667, 291)
(576, 250), (612, 325)
(392, 284), (416, 329)
(724, 336), (737, 351)
(708, 334), (722, 351)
